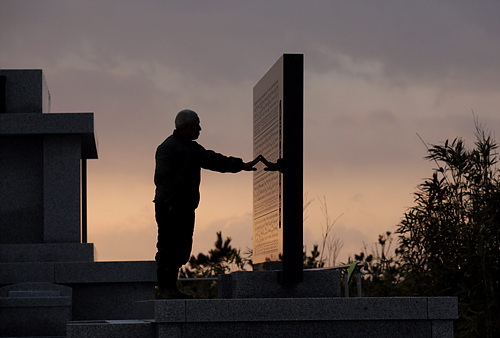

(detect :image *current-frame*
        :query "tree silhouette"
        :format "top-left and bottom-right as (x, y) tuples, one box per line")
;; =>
(396, 121), (500, 337)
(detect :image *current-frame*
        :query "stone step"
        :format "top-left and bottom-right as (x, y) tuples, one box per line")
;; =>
(67, 320), (154, 338)
(68, 297), (457, 338)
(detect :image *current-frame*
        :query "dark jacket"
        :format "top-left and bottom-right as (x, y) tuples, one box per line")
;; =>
(154, 130), (244, 210)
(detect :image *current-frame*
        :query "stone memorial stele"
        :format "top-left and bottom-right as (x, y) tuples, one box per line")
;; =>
(253, 54), (303, 283)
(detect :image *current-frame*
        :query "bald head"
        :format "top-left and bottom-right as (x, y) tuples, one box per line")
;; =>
(175, 109), (199, 129)
(175, 109), (201, 140)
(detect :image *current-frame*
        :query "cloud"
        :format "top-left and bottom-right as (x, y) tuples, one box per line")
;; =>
(4, 1), (500, 90)
(2, 0), (500, 265)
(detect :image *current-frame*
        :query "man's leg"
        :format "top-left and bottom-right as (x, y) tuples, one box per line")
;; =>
(155, 202), (195, 299)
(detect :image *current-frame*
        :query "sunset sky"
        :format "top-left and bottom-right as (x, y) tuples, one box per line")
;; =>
(2, 1), (500, 265)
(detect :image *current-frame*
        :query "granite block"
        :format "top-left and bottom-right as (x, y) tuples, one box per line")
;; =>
(66, 320), (154, 338)
(195, 298), (427, 322)
(0, 113), (98, 158)
(431, 320), (454, 338)
(219, 269), (341, 298)
(152, 297), (430, 323)
(157, 323), (182, 338)
(54, 261), (156, 283)
(71, 297), (456, 337)
(0, 112), (94, 135)
(0, 262), (55, 284)
(135, 300), (155, 319)
(0, 243), (95, 262)
(427, 297), (458, 319)
(153, 300), (186, 322)
(174, 320), (431, 338)
(70, 282), (155, 321)
(136, 300), (190, 322)
(53, 261), (155, 320)
(0, 69), (50, 114)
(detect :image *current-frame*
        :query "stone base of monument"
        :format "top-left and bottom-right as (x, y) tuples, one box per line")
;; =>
(66, 270), (457, 338)
(66, 296), (457, 338)
(218, 270), (341, 298)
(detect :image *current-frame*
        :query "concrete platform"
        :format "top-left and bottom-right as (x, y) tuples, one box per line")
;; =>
(68, 297), (457, 338)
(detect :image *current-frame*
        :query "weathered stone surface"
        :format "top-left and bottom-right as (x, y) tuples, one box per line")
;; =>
(124, 297), (457, 338)
(219, 270), (341, 298)
(146, 297), (457, 323)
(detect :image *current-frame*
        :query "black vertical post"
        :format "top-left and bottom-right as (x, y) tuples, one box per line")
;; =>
(253, 54), (304, 283)
(279, 54), (304, 284)
(81, 159), (88, 243)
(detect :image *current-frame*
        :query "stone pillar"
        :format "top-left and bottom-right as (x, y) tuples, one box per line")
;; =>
(43, 134), (82, 242)
(0, 69), (98, 246)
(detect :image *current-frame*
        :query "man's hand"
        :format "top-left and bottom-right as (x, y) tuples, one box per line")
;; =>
(242, 156), (261, 171)
(259, 155), (281, 172)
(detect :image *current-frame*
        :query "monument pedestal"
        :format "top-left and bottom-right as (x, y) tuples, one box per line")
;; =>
(66, 270), (457, 338)
(218, 270), (341, 299)
(67, 297), (457, 338)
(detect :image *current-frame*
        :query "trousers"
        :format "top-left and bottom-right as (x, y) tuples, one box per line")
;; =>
(154, 202), (195, 272)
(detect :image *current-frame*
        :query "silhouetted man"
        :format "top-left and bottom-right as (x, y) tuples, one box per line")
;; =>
(154, 109), (259, 299)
